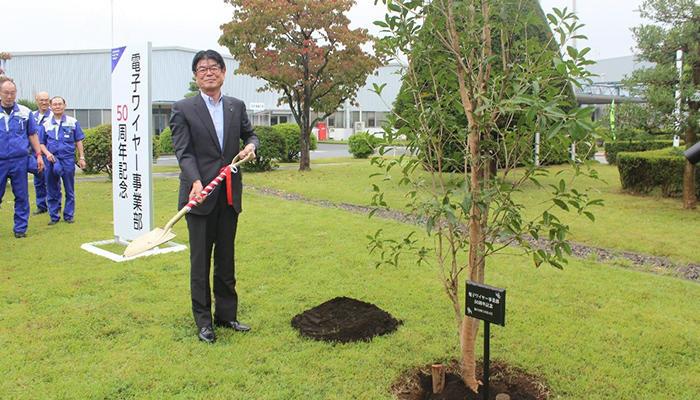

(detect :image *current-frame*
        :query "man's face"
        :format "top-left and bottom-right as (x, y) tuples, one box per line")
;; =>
(35, 92), (50, 112)
(194, 58), (225, 94)
(51, 98), (65, 115)
(0, 82), (17, 107)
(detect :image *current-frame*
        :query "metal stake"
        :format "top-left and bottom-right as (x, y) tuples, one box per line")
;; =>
(483, 321), (490, 400)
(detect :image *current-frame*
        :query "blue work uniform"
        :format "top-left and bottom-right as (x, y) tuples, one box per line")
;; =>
(0, 103), (39, 234)
(29, 109), (51, 212)
(40, 115), (85, 223)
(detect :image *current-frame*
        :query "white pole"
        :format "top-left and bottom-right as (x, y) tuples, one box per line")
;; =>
(110, 0), (114, 48)
(535, 132), (541, 166)
(674, 49), (683, 146)
(572, 0), (577, 50)
(570, 0), (577, 159)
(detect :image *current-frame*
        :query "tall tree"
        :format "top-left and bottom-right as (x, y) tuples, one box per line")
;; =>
(184, 77), (199, 98)
(220, 0), (382, 170)
(629, 0), (700, 209)
(370, 0), (600, 392)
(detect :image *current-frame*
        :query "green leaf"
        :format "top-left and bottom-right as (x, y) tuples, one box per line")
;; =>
(553, 199), (569, 211)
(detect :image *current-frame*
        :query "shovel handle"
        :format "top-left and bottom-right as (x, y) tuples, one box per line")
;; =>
(167, 153), (253, 230)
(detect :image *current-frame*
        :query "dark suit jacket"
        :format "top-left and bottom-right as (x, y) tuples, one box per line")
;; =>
(169, 94), (259, 215)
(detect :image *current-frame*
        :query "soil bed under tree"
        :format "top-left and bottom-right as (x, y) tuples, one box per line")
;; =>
(291, 296), (402, 343)
(392, 360), (551, 400)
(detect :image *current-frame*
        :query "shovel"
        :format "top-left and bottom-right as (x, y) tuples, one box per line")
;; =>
(123, 153), (252, 257)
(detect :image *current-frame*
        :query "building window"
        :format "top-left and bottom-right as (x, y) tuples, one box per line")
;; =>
(328, 115), (335, 127)
(270, 115), (288, 125)
(88, 109), (102, 128)
(75, 110), (89, 128)
(102, 109), (111, 124)
(365, 111), (376, 128)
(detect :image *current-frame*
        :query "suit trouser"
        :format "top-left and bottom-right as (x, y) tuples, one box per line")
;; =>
(46, 159), (76, 222)
(0, 156), (30, 233)
(185, 191), (239, 329)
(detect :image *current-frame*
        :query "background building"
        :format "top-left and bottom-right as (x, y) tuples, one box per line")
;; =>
(6, 47), (643, 138)
(7, 47), (401, 140)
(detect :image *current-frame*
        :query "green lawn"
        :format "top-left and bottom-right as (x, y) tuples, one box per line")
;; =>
(245, 160), (700, 264)
(1, 168), (699, 399)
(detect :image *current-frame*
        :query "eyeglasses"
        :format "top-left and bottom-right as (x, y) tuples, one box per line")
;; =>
(195, 65), (222, 75)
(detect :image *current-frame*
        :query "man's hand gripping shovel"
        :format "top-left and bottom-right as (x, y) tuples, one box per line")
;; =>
(123, 153), (253, 257)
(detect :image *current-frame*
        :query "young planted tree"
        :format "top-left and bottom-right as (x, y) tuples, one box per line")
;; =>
(628, 0), (700, 209)
(219, 0), (382, 170)
(369, 0), (601, 392)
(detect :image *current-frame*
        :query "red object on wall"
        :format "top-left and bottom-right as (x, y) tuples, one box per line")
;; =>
(317, 122), (328, 141)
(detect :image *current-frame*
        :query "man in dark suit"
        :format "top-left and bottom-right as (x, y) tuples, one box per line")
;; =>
(170, 49), (259, 344)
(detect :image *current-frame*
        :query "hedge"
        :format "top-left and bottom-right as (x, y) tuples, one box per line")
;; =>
(158, 127), (174, 154)
(412, 132), (593, 172)
(271, 122), (317, 162)
(242, 126), (285, 172)
(80, 124), (160, 178)
(605, 140), (677, 165)
(348, 131), (379, 158)
(81, 124), (112, 176)
(617, 147), (700, 197)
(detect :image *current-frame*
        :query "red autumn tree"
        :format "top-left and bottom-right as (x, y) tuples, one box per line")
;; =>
(220, 0), (382, 170)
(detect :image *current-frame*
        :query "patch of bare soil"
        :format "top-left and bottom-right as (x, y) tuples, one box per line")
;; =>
(392, 360), (550, 400)
(291, 296), (402, 343)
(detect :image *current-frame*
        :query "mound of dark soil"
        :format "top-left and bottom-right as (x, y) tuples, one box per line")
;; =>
(392, 360), (550, 400)
(291, 296), (402, 343)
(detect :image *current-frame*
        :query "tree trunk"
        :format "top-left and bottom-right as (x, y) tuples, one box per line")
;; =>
(299, 124), (311, 171)
(460, 315), (480, 393)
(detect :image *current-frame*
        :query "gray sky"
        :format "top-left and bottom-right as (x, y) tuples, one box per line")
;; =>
(5, 0), (644, 61)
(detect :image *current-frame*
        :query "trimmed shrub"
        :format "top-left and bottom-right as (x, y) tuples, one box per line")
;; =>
(272, 122), (317, 162)
(243, 126), (285, 171)
(348, 131), (378, 159)
(81, 124), (112, 176)
(152, 134), (161, 161)
(18, 99), (37, 111)
(617, 147), (700, 197)
(605, 140), (676, 165)
(159, 127), (174, 154)
(533, 136), (594, 166)
(80, 124), (160, 178)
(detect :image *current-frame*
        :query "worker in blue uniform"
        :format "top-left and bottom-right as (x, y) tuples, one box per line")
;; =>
(0, 79), (45, 238)
(29, 91), (51, 215)
(40, 96), (86, 225)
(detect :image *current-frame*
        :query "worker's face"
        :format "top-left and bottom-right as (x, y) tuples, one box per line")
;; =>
(0, 81), (17, 107)
(51, 98), (66, 117)
(35, 92), (50, 112)
(194, 58), (225, 94)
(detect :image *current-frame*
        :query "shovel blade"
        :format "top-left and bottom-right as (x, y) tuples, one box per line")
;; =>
(123, 228), (177, 257)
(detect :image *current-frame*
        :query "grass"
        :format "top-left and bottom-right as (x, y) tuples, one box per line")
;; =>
(245, 159), (700, 264)
(1, 167), (699, 399)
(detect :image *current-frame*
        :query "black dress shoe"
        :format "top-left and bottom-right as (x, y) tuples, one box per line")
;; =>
(48, 220), (59, 226)
(33, 209), (47, 215)
(197, 326), (216, 343)
(214, 319), (251, 332)
(14, 232), (26, 238)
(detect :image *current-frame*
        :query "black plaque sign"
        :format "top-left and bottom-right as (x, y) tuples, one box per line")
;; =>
(466, 281), (506, 326)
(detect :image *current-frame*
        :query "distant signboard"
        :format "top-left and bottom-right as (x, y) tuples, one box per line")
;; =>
(249, 102), (265, 112)
(466, 281), (506, 326)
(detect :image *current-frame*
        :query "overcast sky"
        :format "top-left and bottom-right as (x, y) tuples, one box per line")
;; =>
(5, 0), (645, 61)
